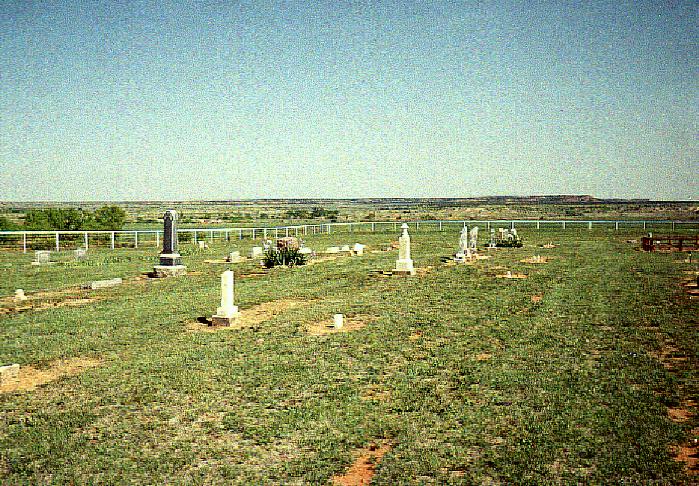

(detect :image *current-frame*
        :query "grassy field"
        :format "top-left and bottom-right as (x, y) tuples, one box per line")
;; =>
(0, 226), (697, 483)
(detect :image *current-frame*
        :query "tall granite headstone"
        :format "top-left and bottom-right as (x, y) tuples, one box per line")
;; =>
(153, 210), (187, 277)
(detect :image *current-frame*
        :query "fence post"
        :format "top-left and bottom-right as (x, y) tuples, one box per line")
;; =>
(23, 232), (27, 253)
(416, 222), (420, 231)
(285, 228), (289, 237)
(252, 229), (256, 239)
(84, 232), (88, 249)
(55, 232), (60, 251)
(672, 221), (675, 232)
(194, 231), (198, 244)
(372, 222), (375, 232)
(588, 222), (592, 230)
(134, 232), (138, 248)
(643, 221), (646, 230)
(239, 229), (243, 240)
(111, 232), (115, 249)
(562, 221), (566, 230)
(439, 221), (442, 231)
(156, 231), (160, 248)
(536, 221), (540, 229)
(615, 221), (619, 231)
(487, 221), (490, 230)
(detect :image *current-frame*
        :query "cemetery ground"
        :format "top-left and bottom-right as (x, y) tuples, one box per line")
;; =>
(0, 227), (697, 484)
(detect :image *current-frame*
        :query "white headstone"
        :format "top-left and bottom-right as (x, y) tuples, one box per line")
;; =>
(340, 245), (351, 253)
(250, 247), (264, 258)
(394, 223), (416, 275)
(326, 246), (340, 254)
(333, 314), (344, 329)
(212, 270), (240, 325)
(228, 251), (242, 263)
(352, 243), (365, 255)
(14, 289), (27, 301)
(299, 247), (313, 255)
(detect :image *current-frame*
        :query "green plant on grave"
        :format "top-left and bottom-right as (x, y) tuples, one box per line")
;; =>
(262, 247), (307, 268)
(497, 237), (523, 248)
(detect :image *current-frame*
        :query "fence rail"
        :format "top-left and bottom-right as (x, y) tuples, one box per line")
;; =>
(0, 219), (697, 253)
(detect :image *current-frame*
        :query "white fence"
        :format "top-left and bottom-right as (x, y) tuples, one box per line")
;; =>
(0, 219), (697, 252)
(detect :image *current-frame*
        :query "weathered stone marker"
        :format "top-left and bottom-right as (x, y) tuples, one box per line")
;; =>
(333, 313), (344, 329)
(393, 223), (416, 275)
(250, 246), (264, 259)
(227, 251), (243, 263)
(0, 364), (20, 386)
(85, 277), (123, 290)
(212, 270), (240, 326)
(31, 250), (52, 266)
(455, 226), (469, 262)
(14, 289), (27, 302)
(353, 243), (365, 256)
(153, 210), (187, 277)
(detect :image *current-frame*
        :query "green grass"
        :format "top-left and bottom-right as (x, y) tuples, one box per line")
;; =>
(0, 228), (697, 483)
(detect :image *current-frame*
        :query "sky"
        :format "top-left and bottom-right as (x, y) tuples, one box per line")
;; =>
(0, 0), (697, 201)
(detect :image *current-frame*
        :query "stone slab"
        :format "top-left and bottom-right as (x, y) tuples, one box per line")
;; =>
(153, 265), (187, 278)
(85, 278), (123, 290)
(0, 364), (20, 385)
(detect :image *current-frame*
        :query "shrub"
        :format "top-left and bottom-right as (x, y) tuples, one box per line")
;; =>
(262, 247), (307, 268)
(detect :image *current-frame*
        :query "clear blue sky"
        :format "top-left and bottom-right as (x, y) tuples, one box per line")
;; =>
(1, 1), (697, 201)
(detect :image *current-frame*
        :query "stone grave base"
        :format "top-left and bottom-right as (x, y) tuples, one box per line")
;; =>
(152, 265), (187, 278)
(391, 269), (416, 276)
(211, 314), (240, 327)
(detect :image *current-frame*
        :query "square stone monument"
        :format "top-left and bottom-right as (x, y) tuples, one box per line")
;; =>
(153, 210), (187, 277)
(393, 223), (416, 275)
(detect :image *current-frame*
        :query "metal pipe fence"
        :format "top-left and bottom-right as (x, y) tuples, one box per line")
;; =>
(0, 220), (696, 252)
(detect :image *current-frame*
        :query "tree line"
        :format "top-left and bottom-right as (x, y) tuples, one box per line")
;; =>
(0, 206), (127, 231)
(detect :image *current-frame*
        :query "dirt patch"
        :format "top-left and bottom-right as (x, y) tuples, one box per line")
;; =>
(673, 427), (699, 476)
(0, 357), (102, 393)
(520, 256), (550, 264)
(668, 401), (695, 423)
(409, 330), (423, 341)
(305, 315), (377, 336)
(187, 299), (310, 332)
(0, 292), (103, 315)
(495, 272), (528, 279)
(531, 295), (543, 303)
(332, 442), (392, 486)
(306, 255), (342, 266)
(651, 344), (691, 371)
(360, 384), (391, 401)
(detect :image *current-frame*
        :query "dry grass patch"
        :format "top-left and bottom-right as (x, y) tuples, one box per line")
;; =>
(305, 315), (377, 336)
(187, 299), (311, 332)
(673, 427), (699, 477)
(0, 357), (102, 393)
(495, 271), (528, 279)
(332, 442), (392, 486)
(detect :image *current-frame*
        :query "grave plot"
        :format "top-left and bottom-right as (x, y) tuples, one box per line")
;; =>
(0, 357), (101, 394)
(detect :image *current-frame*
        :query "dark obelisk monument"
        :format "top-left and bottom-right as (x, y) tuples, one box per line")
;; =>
(153, 209), (187, 277)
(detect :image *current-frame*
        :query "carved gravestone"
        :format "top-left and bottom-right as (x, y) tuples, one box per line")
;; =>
(153, 210), (187, 277)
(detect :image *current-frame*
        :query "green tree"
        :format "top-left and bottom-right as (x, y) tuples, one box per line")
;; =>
(93, 206), (127, 230)
(0, 216), (17, 230)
